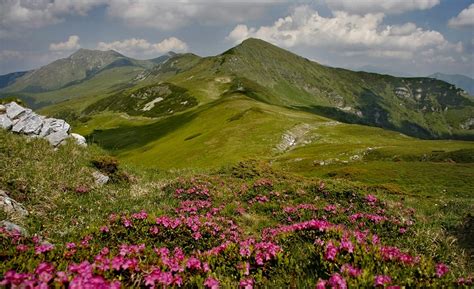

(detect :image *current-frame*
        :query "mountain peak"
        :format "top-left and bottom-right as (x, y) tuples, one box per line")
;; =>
(70, 48), (124, 59)
(237, 38), (277, 50)
(223, 37), (291, 58)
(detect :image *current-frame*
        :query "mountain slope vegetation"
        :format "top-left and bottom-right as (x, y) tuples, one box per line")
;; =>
(0, 49), (175, 108)
(429, 72), (474, 96)
(1, 129), (473, 287)
(80, 38), (474, 140)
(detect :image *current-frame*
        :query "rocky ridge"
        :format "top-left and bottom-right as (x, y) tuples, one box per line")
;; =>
(0, 102), (86, 147)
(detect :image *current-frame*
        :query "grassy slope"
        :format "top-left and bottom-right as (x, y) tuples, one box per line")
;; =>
(84, 92), (474, 249)
(19, 66), (144, 108)
(1, 129), (473, 282)
(88, 95), (327, 169)
(38, 39), (474, 143)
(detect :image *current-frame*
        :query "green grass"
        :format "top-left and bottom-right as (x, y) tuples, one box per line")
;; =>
(87, 95), (327, 169)
(1, 130), (473, 278)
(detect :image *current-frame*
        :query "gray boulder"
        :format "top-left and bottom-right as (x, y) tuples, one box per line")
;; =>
(6, 102), (27, 119)
(40, 118), (70, 137)
(11, 111), (37, 133)
(0, 220), (29, 237)
(70, 133), (87, 147)
(45, 130), (69, 146)
(93, 171), (109, 186)
(0, 114), (13, 130)
(0, 190), (28, 218)
(1, 102), (85, 147)
(23, 114), (45, 134)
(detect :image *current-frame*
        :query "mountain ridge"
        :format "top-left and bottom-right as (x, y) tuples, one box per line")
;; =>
(2, 38), (474, 140)
(429, 72), (474, 96)
(0, 48), (173, 94)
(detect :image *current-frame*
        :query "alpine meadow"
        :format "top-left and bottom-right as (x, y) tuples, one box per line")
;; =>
(0, 1), (473, 288)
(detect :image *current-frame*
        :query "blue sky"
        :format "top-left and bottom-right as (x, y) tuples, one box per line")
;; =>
(0, 0), (473, 77)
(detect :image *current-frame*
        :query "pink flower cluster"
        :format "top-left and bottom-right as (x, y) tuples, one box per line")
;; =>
(249, 195), (269, 204)
(380, 246), (419, 265)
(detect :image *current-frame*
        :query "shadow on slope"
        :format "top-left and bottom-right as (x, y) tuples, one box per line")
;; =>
(295, 88), (473, 140)
(87, 108), (199, 152)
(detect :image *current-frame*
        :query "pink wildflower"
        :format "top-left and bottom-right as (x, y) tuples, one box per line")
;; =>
(16, 244), (28, 252)
(66, 242), (76, 249)
(122, 216), (132, 228)
(204, 277), (220, 289)
(324, 241), (338, 261)
(149, 225), (159, 235)
(186, 257), (202, 270)
(132, 210), (148, 220)
(341, 264), (362, 277)
(239, 278), (254, 289)
(35, 262), (55, 283)
(435, 263), (449, 278)
(316, 279), (327, 289)
(35, 243), (54, 255)
(374, 275), (392, 286)
(328, 273), (347, 289)
(366, 194), (378, 203)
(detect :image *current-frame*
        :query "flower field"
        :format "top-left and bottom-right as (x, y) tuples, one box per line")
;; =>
(1, 172), (472, 288)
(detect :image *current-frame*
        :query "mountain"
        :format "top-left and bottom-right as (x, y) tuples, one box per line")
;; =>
(84, 38), (474, 140)
(3, 38), (473, 140)
(3, 49), (128, 92)
(0, 49), (175, 107)
(357, 65), (413, 77)
(0, 71), (29, 89)
(429, 72), (474, 96)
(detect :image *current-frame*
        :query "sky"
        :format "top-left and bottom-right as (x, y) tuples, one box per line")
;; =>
(0, 0), (473, 77)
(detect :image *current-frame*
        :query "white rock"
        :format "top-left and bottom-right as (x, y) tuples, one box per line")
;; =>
(70, 133), (87, 146)
(93, 171), (109, 186)
(0, 104), (6, 114)
(45, 130), (69, 146)
(11, 112), (41, 134)
(5, 102), (27, 119)
(0, 114), (13, 130)
(23, 114), (44, 134)
(0, 220), (29, 236)
(40, 118), (70, 137)
(0, 190), (29, 218)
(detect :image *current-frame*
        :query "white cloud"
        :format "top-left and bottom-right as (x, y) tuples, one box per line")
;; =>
(105, 0), (274, 30)
(0, 0), (106, 38)
(227, 6), (453, 59)
(448, 4), (474, 28)
(0, 50), (22, 61)
(49, 35), (81, 51)
(96, 37), (188, 58)
(324, 0), (440, 14)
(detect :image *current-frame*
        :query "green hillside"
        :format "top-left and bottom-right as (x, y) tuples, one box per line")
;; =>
(429, 72), (474, 96)
(0, 49), (174, 108)
(1, 40), (473, 287)
(79, 38), (474, 140)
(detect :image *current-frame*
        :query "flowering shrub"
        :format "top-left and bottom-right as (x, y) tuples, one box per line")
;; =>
(1, 175), (472, 288)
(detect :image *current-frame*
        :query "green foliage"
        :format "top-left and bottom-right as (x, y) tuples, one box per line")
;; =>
(84, 82), (198, 118)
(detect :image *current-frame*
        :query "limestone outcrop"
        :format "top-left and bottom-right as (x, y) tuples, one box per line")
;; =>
(0, 102), (86, 147)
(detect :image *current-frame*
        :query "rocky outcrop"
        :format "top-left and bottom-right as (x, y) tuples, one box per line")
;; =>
(275, 123), (314, 153)
(0, 220), (29, 237)
(0, 102), (86, 147)
(0, 190), (28, 219)
(92, 171), (110, 186)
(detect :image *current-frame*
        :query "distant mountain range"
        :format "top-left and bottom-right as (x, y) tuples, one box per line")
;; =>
(0, 71), (28, 89)
(428, 72), (474, 96)
(1, 39), (473, 140)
